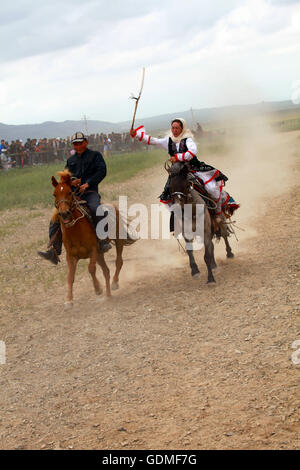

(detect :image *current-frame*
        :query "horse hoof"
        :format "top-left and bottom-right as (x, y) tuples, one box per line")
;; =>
(111, 282), (119, 291)
(192, 272), (200, 280)
(95, 288), (103, 296)
(227, 252), (234, 258)
(207, 278), (216, 284)
(64, 301), (73, 309)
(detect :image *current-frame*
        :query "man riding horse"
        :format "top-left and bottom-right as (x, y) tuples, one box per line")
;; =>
(130, 117), (239, 224)
(37, 132), (111, 264)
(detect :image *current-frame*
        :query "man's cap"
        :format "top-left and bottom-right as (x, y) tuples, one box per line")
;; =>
(71, 132), (87, 143)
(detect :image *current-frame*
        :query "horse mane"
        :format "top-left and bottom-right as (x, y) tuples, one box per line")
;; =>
(169, 161), (188, 177)
(57, 169), (72, 186)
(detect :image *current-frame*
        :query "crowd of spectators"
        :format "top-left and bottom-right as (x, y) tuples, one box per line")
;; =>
(0, 131), (147, 170)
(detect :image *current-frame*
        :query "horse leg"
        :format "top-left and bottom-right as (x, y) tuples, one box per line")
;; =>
(184, 237), (200, 279)
(66, 255), (78, 305)
(97, 252), (111, 297)
(210, 240), (217, 269)
(88, 252), (103, 296)
(112, 241), (124, 290)
(204, 212), (215, 283)
(204, 240), (216, 283)
(221, 222), (234, 258)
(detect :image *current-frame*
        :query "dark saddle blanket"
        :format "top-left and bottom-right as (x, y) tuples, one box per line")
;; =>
(189, 157), (228, 183)
(191, 181), (216, 211)
(191, 177), (240, 217)
(74, 197), (94, 224)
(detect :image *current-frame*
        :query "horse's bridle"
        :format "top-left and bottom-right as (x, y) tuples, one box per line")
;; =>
(55, 193), (85, 228)
(55, 198), (75, 211)
(170, 191), (188, 202)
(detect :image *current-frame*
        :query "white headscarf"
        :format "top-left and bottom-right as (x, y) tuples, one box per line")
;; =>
(167, 117), (194, 143)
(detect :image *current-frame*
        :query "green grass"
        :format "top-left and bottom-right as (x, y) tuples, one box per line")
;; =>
(104, 148), (166, 183)
(0, 149), (166, 211)
(271, 117), (300, 132)
(0, 219), (23, 238)
(0, 164), (63, 210)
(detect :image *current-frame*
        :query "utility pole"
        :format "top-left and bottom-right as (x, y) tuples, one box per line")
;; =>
(190, 107), (195, 130)
(81, 113), (89, 136)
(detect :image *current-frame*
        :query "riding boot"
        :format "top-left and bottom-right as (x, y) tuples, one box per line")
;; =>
(48, 221), (62, 254)
(159, 176), (172, 203)
(37, 246), (60, 265)
(37, 221), (62, 264)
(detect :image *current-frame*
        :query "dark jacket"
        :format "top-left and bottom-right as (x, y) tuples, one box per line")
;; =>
(66, 148), (107, 192)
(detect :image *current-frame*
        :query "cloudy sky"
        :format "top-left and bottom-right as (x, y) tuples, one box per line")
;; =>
(1, 0), (300, 124)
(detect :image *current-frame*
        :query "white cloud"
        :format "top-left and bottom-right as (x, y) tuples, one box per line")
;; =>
(1, 0), (300, 124)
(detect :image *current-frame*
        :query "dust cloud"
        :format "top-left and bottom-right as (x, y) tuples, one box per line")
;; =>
(109, 122), (300, 281)
(204, 118), (299, 243)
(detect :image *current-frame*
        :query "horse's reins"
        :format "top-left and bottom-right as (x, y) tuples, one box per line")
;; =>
(55, 195), (85, 228)
(170, 191), (186, 200)
(171, 187), (218, 210)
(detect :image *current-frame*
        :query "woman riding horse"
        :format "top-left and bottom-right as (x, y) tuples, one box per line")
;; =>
(130, 118), (239, 223)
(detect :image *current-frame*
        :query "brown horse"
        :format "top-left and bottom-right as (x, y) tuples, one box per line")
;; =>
(52, 170), (136, 306)
(167, 162), (234, 283)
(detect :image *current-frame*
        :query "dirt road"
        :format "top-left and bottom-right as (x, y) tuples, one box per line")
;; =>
(0, 128), (299, 449)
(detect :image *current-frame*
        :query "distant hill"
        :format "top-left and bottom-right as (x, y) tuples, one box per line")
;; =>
(0, 120), (120, 142)
(1, 101), (300, 141)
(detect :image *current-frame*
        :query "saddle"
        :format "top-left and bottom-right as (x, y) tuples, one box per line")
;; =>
(187, 172), (216, 212)
(187, 171), (239, 218)
(74, 196), (94, 224)
(189, 158), (228, 184)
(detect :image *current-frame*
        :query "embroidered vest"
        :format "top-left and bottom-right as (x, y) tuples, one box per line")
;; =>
(168, 137), (188, 156)
(168, 137), (203, 170)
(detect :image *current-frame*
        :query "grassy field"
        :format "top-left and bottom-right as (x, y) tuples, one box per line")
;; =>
(0, 148), (166, 211)
(3, 111), (297, 212)
(271, 117), (300, 132)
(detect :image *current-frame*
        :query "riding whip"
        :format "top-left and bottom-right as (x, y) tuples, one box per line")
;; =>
(130, 67), (145, 131)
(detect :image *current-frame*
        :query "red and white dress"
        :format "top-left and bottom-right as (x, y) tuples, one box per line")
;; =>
(132, 125), (229, 215)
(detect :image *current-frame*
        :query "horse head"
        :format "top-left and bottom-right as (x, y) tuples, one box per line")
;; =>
(167, 162), (190, 205)
(52, 170), (75, 225)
